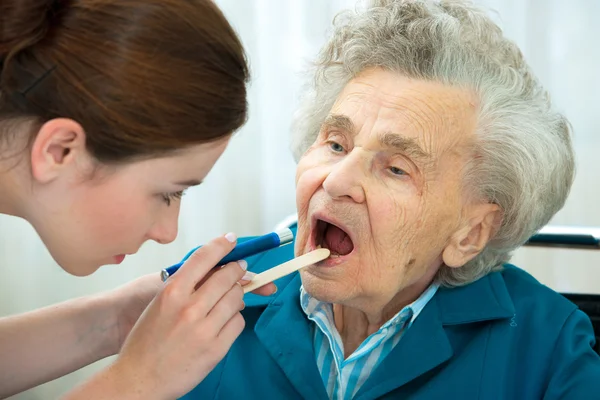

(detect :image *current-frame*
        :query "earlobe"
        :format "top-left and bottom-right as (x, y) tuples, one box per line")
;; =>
(442, 203), (502, 268)
(30, 118), (86, 183)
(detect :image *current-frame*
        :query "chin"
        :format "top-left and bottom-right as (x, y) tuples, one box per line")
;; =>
(300, 270), (349, 304)
(38, 235), (100, 277)
(56, 257), (101, 277)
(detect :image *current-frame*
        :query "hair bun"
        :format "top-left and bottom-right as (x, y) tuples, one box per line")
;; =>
(0, 0), (62, 66)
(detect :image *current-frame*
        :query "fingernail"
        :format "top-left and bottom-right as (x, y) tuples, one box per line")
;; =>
(241, 271), (256, 281)
(238, 259), (248, 270)
(271, 286), (278, 295)
(225, 232), (237, 243)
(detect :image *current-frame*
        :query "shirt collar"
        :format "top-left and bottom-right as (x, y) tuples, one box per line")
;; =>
(299, 282), (439, 329)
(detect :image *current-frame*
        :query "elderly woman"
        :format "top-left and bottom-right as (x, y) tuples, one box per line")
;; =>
(183, 0), (600, 399)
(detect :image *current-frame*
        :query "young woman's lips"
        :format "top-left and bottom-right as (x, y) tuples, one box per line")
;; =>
(113, 254), (126, 264)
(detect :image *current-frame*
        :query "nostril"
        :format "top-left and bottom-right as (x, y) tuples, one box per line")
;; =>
(155, 236), (170, 245)
(151, 227), (178, 245)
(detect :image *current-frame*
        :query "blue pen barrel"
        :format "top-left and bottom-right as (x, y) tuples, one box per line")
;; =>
(161, 229), (293, 281)
(218, 232), (280, 265)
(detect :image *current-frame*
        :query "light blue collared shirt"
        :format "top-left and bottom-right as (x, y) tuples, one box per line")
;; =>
(300, 283), (439, 400)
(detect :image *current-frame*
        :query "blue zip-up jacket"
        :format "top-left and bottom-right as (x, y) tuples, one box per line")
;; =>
(182, 227), (600, 399)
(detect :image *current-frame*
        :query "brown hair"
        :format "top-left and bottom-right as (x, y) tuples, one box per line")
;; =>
(0, 0), (249, 163)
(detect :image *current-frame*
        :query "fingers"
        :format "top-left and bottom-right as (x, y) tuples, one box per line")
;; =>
(171, 233), (238, 293)
(204, 283), (245, 335)
(239, 280), (277, 296)
(216, 312), (246, 350)
(251, 283), (277, 296)
(192, 261), (246, 315)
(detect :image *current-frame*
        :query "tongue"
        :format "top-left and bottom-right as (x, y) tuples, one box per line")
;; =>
(323, 224), (354, 255)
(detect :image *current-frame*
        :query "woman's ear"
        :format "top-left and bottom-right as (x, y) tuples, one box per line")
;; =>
(30, 118), (87, 183)
(442, 203), (502, 268)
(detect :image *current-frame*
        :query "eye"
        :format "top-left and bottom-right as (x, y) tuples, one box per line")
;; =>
(389, 166), (407, 176)
(328, 141), (345, 153)
(162, 190), (186, 206)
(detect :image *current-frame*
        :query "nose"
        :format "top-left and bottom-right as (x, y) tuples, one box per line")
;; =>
(322, 152), (366, 203)
(147, 206), (180, 245)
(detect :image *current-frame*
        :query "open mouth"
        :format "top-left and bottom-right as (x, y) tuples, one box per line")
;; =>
(313, 218), (355, 257)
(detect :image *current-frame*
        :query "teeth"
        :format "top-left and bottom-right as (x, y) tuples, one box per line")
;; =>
(315, 244), (340, 258)
(315, 244), (340, 256)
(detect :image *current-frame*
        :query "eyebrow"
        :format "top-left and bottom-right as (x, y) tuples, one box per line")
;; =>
(322, 113), (432, 161)
(174, 179), (203, 187)
(322, 114), (357, 135)
(379, 132), (432, 161)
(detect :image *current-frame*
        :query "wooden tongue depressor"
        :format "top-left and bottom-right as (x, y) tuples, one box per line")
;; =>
(242, 248), (331, 294)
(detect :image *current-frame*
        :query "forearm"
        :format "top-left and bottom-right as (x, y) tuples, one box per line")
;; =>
(0, 294), (118, 398)
(62, 362), (160, 400)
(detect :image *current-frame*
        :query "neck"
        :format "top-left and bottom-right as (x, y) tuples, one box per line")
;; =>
(333, 268), (437, 358)
(0, 153), (31, 218)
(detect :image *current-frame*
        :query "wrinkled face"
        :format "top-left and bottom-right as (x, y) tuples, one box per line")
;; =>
(295, 68), (479, 309)
(29, 137), (230, 276)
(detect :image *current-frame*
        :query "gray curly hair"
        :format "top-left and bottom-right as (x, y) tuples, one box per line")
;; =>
(290, 0), (575, 287)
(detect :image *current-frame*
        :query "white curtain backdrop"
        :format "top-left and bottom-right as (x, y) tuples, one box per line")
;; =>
(1, 1), (599, 398)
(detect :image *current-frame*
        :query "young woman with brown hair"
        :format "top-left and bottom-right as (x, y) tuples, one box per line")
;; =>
(0, 0), (275, 398)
